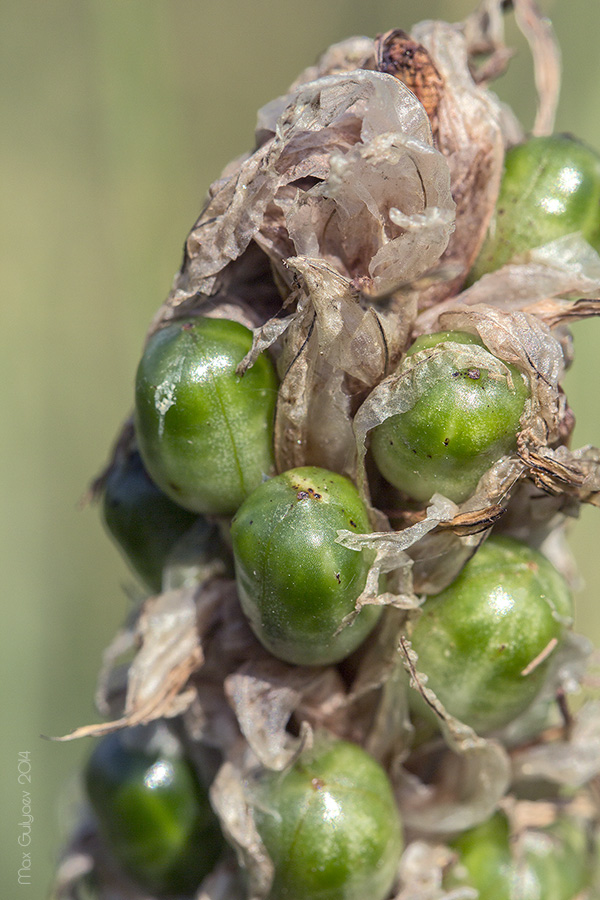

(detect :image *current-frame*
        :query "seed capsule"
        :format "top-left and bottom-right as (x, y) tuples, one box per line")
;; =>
(102, 450), (203, 592)
(135, 317), (278, 516)
(469, 133), (600, 282)
(253, 737), (403, 900)
(409, 535), (573, 734)
(84, 729), (224, 896)
(231, 466), (381, 666)
(370, 331), (530, 504)
(446, 812), (594, 900)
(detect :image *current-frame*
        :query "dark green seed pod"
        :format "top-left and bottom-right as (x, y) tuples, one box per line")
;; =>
(370, 332), (530, 504)
(253, 737), (403, 900)
(446, 812), (594, 900)
(231, 466), (381, 666)
(410, 535), (573, 734)
(84, 729), (224, 896)
(469, 133), (600, 282)
(135, 317), (278, 515)
(102, 450), (204, 592)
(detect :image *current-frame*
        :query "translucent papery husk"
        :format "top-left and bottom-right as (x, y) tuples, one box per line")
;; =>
(393, 840), (477, 900)
(511, 699), (600, 789)
(163, 67), (453, 311)
(392, 636), (511, 837)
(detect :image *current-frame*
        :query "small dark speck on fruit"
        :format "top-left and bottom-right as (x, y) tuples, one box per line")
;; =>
(335, 572), (341, 584)
(349, 520), (357, 528)
(311, 778), (325, 791)
(467, 368), (480, 379)
(443, 438), (449, 446)
(297, 490), (310, 500)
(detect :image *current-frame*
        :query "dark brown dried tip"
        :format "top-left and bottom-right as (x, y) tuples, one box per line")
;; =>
(375, 29), (443, 127)
(389, 504), (507, 537)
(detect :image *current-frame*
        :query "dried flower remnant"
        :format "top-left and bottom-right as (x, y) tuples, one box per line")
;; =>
(375, 29), (444, 129)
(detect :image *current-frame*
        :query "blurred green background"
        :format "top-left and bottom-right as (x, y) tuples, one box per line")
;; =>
(3, 1), (600, 895)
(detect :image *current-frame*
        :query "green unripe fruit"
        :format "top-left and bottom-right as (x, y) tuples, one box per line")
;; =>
(231, 466), (381, 666)
(447, 812), (594, 900)
(253, 737), (403, 900)
(135, 317), (278, 515)
(469, 134), (600, 282)
(370, 332), (530, 504)
(84, 729), (224, 896)
(410, 535), (572, 734)
(102, 450), (203, 592)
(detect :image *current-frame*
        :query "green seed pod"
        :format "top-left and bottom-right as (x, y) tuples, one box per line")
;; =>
(469, 134), (600, 282)
(410, 535), (573, 734)
(231, 466), (381, 666)
(370, 332), (530, 504)
(253, 737), (403, 900)
(84, 729), (224, 896)
(102, 449), (204, 592)
(446, 812), (594, 900)
(135, 317), (278, 516)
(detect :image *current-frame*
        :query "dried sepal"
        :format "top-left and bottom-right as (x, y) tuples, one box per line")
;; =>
(408, 20), (507, 304)
(463, 0), (561, 136)
(395, 636), (511, 835)
(393, 840), (476, 900)
(224, 660), (345, 771)
(511, 698), (600, 789)
(52, 585), (213, 741)
(417, 234), (600, 331)
(210, 760), (274, 900)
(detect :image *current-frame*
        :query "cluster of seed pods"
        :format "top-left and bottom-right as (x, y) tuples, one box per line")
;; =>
(53, 4), (600, 900)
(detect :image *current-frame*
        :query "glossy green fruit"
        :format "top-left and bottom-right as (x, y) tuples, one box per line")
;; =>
(102, 449), (204, 592)
(231, 466), (381, 666)
(84, 729), (224, 896)
(253, 737), (403, 900)
(469, 134), (600, 282)
(370, 332), (530, 504)
(409, 535), (572, 734)
(446, 812), (594, 900)
(135, 317), (278, 515)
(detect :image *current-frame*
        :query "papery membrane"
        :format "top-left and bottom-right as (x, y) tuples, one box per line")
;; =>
(210, 761), (273, 900)
(164, 69), (453, 314)
(395, 636), (511, 835)
(394, 841), (477, 900)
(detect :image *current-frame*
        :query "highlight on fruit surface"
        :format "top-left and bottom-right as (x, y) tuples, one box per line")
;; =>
(135, 316), (278, 516)
(252, 735), (403, 900)
(469, 134), (600, 283)
(409, 535), (573, 734)
(84, 727), (224, 896)
(370, 331), (530, 505)
(231, 466), (381, 665)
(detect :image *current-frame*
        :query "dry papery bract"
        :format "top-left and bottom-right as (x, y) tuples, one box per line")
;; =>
(58, 1), (600, 898)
